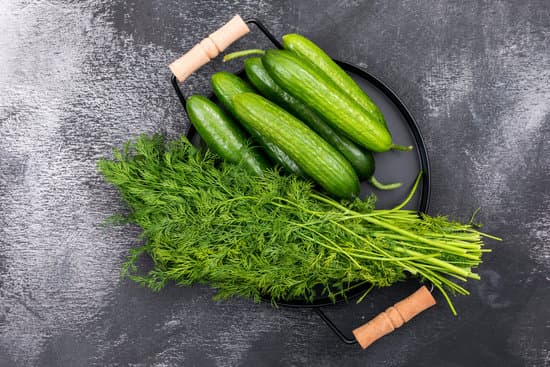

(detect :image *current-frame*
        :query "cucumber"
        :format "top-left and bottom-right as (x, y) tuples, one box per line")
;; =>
(233, 92), (360, 199)
(245, 58), (401, 190)
(185, 95), (268, 176)
(211, 72), (254, 117)
(282, 33), (386, 127)
(261, 50), (393, 152)
(244, 56), (372, 179)
(210, 72), (304, 175)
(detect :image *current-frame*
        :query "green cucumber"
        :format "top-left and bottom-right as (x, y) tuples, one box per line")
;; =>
(243, 57), (368, 175)
(210, 72), (304, 175)
(282, 33), (386, 127)
(261, 50), (394, 152)
(211, 72), (254, 117)
(233, 92), (360, 199)
(244, 56), (401, 190)
(185, 95), (268, 176)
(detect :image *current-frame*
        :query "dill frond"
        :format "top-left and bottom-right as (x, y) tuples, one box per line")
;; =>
(98, 134), (498, 313)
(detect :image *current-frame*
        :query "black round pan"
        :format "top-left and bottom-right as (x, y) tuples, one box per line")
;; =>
(170, 18), (431, 345)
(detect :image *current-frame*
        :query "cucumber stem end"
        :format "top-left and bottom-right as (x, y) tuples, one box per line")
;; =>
(369, 176), (403, 191)
(223, 49), (266, 62)
(390, 144), (414, 152)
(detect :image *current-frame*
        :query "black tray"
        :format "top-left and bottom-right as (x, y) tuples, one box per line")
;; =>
(170, 18), (431, 345)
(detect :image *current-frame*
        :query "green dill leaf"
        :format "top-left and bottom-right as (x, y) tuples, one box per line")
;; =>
(99, 134), (499, 313)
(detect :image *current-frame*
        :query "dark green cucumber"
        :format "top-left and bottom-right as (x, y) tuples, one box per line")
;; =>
(233, 92), (360, 199)
(244, 57), (401, 190)
(261, 50), (393, 152)
(185, 95), (268, 176)
(244, 57), (370, 179)
(282, 33), (386, 128)
(211, 72), (255, 117)
(210, 72), (304, 175)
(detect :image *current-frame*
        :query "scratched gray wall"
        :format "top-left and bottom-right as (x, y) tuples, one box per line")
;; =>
(1, 0), (549, 366)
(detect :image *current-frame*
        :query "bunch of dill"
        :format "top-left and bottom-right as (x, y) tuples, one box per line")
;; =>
(98, 134), (496, 313)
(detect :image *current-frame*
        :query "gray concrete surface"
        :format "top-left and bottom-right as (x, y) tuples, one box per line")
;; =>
(0, 1), (548, 366)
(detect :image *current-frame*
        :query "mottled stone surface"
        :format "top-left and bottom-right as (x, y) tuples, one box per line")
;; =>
(0, 1), (548, 366)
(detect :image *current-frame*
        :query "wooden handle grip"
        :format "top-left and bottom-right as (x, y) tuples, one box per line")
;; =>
(352, 286), (436, 349)
(168, 15), (250, 82)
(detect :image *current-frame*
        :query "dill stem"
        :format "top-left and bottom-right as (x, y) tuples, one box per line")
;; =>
(346, 247), (439, 261)
(394, 247), (475, 279)
(393, 241), (484, 264)
(416, 264), (468, 282)
(373, 232), (482, 256)
(294, 227), (362, 268)
(476, 232), (502, 241)
(391, 171), (424, 210)
(310, 193), (354, 213)
(356, 283), (376, 303)
(433, 282), (458, 316)
(417, 232), (482, 243)
(362, 216), (480, 258)
(325, 218), (417, 275)
(271, 197), (326, 216)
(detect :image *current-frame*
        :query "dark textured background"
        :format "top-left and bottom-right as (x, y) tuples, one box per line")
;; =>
(1, 1), (549, 366)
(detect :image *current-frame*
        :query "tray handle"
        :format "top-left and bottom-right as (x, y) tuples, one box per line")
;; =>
(351, 285), (436, 349)
(169, 15), (250, 82)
